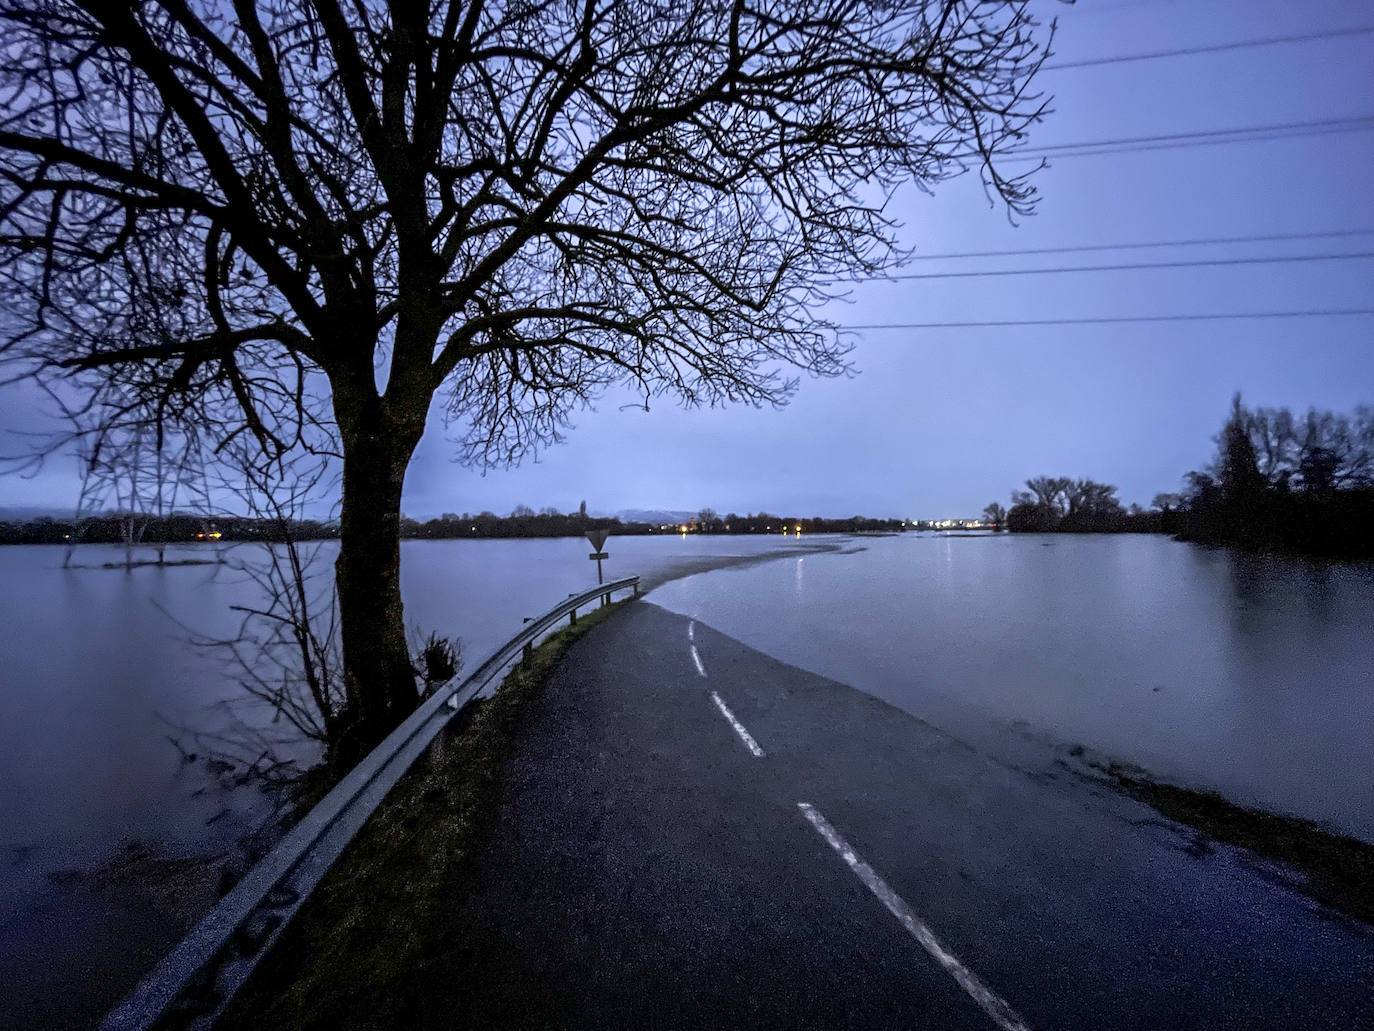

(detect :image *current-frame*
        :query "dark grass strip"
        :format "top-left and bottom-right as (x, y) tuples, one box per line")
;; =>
(218, 599), (628, 1031)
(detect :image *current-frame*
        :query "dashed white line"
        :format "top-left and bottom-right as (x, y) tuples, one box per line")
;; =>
(690, 644), (708, 678)
(710, 691), (765, 758)
(688, 620), (695, 642)
(797, 803), (1033, 1031)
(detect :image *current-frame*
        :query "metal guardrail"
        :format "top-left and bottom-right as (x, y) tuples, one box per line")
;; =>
(101, 575), (641, 1031)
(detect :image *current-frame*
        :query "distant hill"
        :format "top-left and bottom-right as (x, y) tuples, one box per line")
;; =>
(614, 508), (696, 526)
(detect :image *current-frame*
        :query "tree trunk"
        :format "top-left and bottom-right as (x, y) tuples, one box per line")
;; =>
(333, 388), (424, 767)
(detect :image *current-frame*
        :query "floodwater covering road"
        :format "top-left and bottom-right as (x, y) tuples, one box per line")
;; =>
(651, 533), (1374, 841)
(421, 600), (1373, 1030)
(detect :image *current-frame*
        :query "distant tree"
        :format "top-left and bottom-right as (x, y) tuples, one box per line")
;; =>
(1006, 500), (1055, 532)
(1063, 479), (1121, 526)
(1182, 395), (1374, 556)
(1151, 493), (1183, 513)
(1022, 476), (1072, 517)
(1221, 397), (1264, 489)
(1010, 476), (1069, 530)
(0, 0), (1054, 758)
(982, 501), (1007, 527)
(511, 504), (536, 518)
(1006, 476), (1127, 532)
(1247, 404), (1297, 488)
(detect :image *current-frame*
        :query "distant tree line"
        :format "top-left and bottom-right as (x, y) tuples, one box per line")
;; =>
(992, 395), (1372, 557)
(1179, 396), (1373, 558)
(403, 507), (905, 538)
(402, 506), (630, 540)
(994, 477), (1176, 534)
(0, 512), (339, 546)
(689, 509), (905, 534)
(2, 504), (908, 545)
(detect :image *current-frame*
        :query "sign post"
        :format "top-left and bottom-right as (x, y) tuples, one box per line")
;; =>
(585, 528), (610, 586)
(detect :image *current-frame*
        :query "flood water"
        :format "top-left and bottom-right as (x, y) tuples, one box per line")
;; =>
(0, 533), (801, 1029)
(2, 531), (1371, 1027)
(650, 533), (1374, 842)
(0, 534), (798, 900)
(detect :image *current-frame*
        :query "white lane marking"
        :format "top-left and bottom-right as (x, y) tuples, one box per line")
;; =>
(688, 620), (695, 642)
(710, 691), (765, 758)
(690, 644), (708, 678)
(797, 803), (1033, 1031)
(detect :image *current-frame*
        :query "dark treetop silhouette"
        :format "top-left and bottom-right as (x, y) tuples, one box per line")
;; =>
(1180, 395), (1374, 558)
(0, 0), (1052, 760)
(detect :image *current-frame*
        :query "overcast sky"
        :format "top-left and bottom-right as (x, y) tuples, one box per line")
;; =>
(3, 0), (1372, 520)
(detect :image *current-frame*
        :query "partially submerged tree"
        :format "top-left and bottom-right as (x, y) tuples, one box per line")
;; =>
(1007, 476), (1122, 531)
(67, 403), (214, 567)
(1, 0), (1054, 758)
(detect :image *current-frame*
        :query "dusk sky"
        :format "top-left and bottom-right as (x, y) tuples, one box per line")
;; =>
(3, 0), (1372, 520)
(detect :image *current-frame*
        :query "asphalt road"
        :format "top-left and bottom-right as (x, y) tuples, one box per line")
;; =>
(435, 600), (1374, 1029)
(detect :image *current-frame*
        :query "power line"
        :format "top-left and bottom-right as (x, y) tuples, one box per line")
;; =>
(901, 228), (1374, 262)
(1064, 0), (1200, 18)
(1011, 115), (1374, 157)
(844, 309), (1374, 330)
(1043, 24), (1374, 70)
(874, 250), (1374, 282)
(945, 115), (1374, 164)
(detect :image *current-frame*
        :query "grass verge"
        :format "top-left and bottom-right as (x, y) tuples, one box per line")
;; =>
(1089, 757), (1374, 926)
(217, 599), (628, 1031)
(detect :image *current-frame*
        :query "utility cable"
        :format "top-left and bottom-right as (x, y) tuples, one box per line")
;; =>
(843, 309), (1374, 330)
(901, 228), (1374, 262)
(941, 115), (1374, 165)
(1043, 24), (1374, 71)
(1007, 115), (1374, 158)
(872, 250), (1374, 281)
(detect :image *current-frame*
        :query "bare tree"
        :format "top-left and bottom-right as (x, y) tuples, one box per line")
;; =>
(1065, 478), (1120, 522)
(982, 501), (1006, 527)
(66, 405), (214, 567)
(175, 446), (350, 759)
(1, 0), (1054, 758)
(1021, 475), (1071, 517)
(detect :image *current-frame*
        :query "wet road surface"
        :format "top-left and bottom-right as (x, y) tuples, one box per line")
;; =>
(435, 601), (1374, 1029)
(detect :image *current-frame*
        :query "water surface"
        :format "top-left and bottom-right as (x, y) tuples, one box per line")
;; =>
(650, 533), (1374, 841)
(0, 533), (807, 899)
(3, 531), (1370, 1028)
(0, 534), (810, 1029)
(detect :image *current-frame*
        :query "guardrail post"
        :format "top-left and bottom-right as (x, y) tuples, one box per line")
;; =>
(569, 607), (577, 626)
